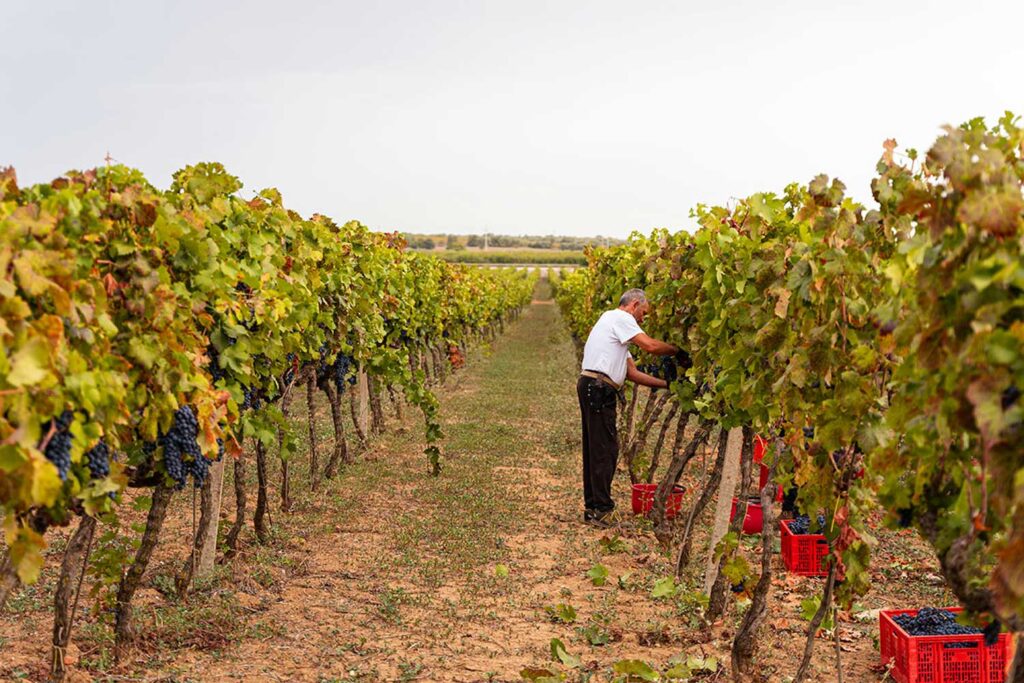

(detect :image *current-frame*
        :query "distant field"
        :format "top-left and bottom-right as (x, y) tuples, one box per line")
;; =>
(427, 248), (587, 265)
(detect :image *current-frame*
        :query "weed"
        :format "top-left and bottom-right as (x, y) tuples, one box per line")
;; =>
(398, 661), (425, 681)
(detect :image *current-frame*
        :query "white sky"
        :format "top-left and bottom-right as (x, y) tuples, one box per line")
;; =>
(3, 0), (1022, 238)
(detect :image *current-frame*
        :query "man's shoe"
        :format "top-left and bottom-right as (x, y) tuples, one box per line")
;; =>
(585, 509), (615, 529)
(586, 509), (636, 530)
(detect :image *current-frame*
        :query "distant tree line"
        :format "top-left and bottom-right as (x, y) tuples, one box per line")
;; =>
(400, 233), (623, 251)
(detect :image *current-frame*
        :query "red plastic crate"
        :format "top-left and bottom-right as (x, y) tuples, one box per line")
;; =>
(879, 608), (1011, 683)
(631, 483), (685, 519)
(779, 519), (830, 576)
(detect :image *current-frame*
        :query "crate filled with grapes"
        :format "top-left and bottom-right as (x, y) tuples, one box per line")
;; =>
(879, 607), (1011, 683)
(779, 514), (829, 577)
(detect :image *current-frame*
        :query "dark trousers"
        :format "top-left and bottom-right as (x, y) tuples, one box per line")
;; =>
(577, 376), (619, 514)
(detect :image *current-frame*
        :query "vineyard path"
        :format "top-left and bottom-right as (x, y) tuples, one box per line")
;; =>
(147, 277), (691, 682)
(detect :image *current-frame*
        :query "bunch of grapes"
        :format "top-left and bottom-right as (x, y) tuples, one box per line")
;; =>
(893, 608), (982, 638)
(638, 357), (680, 383)
(241, 386), (263, 411)
(84, 440), (111, 480)
(281, 352), (298, 388)
(313, 345), (332, 387)
(41, 410), (74, 480)
(206, 344), (226, 384)
(789, 514), (827, 535)
(332, 354), (354, 394)
(1002, 384), (1020, 410)
(158, 406), (209, 489)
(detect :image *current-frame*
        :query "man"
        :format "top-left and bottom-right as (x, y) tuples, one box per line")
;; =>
(578, 288), (678, 527)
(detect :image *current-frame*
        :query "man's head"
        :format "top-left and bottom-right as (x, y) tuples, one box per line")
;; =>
(618, 288), (649, 323)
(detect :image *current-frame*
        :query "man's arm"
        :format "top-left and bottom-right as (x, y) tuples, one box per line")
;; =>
(630, 333), (678, 356)
(626, 356), (668, 389)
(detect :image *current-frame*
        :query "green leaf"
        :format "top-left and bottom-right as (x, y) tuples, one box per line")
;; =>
(544, 603), (577, 623)
(520, 667), (564, 682)
(599, 534), (627, 553)
(549, 638), (580, 668)
(651, 576), (678, 599)
(495, 564), (510, 578)
(612, 659), (659, 681)
(587, 563), (609, 586)
(6, 339), (50, 387)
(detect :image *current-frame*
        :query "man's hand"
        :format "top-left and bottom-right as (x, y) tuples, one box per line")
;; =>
(630, 333), (678, 356)
(626, 357), (669, 389)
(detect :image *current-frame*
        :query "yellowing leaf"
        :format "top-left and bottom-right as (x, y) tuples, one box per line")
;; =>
(7, 338), (51, 387)
(31, 453), (63, 507)
(774, 288), (791, 318)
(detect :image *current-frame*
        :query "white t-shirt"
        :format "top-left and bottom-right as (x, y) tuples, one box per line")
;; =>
(581, 309), (644, 386)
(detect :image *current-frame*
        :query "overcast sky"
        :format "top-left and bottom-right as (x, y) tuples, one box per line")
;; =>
(3, 1), (1022, 238)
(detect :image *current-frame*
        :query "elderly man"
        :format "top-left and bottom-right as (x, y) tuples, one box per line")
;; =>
(578, 289), (678, 527)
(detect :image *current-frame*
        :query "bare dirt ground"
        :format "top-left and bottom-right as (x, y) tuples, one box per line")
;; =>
(0, 283), (954, 682)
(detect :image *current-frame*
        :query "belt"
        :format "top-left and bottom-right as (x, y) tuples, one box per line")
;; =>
(581, 370), (621, 390)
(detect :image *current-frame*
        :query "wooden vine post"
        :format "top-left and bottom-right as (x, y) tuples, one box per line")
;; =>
(198, 458), (225, 575)
(703, 426), (744, 595)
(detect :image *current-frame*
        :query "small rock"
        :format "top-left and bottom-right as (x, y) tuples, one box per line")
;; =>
(63, 642), (81, 667)
(854, 608), (883, 622)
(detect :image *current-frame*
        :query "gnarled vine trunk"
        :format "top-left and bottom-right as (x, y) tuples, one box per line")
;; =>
(253, 439), (271, 544)
(278, 383), (297, 512)
(115, 483), (173, 661)
(731, 461), (778, 678)
(623, 392), (671, 484)
(49, 514), (96, 682)
(0, 549), (19, 613)
(387, 384), (403, 421)
(224, 449), (247, 557)
(794, 561), (837, 683)
(644, 402), (680, 483)
(323, 381), (349, 478)
(652, 416), (708, 544)
(307, 373), (320, 490)
(367, 374), (385, 436)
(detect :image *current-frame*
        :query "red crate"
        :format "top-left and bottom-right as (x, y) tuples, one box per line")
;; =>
(630, 483), (685, 519)
(879, 608), (1011, 683)
(779, 519), (830, 576)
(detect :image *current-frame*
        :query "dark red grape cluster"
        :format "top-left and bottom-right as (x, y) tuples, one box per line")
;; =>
(158, 406), (209, 489)
(893, 608), (981, 638)
(84, 440), (111, 480)
(789, 514), (827, 535)
(41, 411), (74, 480)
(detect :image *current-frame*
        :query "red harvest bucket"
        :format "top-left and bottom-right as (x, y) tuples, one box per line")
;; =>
(779, 519), (830, 576)
(753, 434), (768, 463)
(631, 483), (686, 519)
(752, 434), (784, 502)
(879, 608), (1011, 683)
(729, 497), (763, 534)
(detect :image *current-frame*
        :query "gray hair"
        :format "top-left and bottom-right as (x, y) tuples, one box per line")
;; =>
(618, 288), (647, 307)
